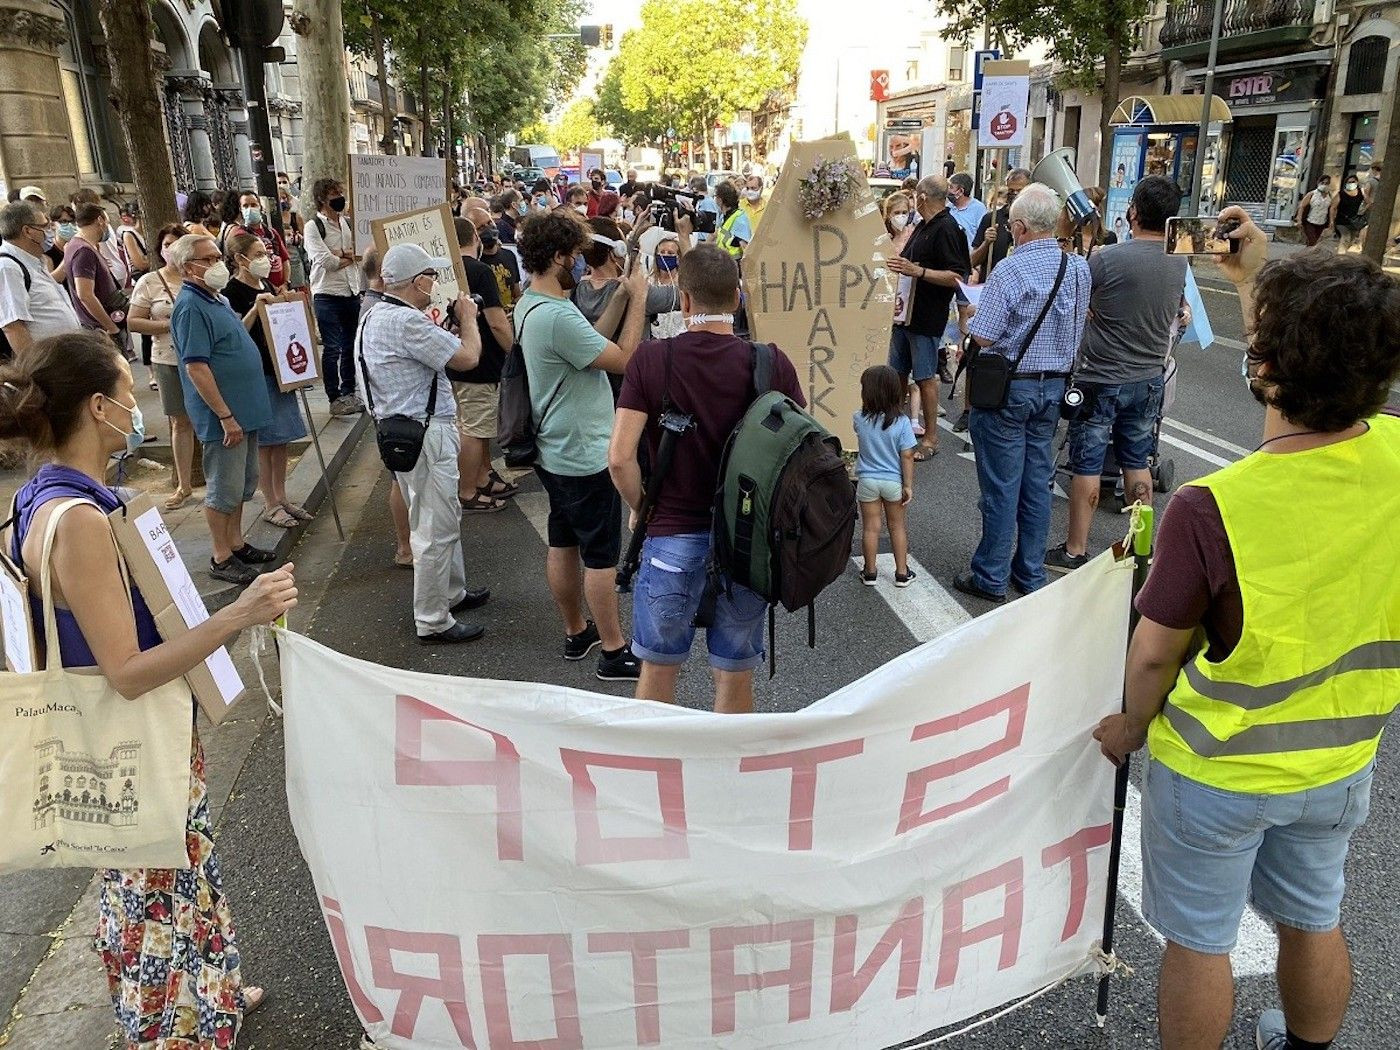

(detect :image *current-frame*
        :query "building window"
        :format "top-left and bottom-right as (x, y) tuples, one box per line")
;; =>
(1344, 36), (1388, 95)
(948, 46), (965, 82)
(56, 2), (128, 183)
(906, 60), (919, 82)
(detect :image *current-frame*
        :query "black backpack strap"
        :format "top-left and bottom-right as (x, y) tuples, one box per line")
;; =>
(750, 340), (773, 397)
(0, 253), (33, 292)
(425, 371), (439, 423)
(1007, 251), (1069, 375)
(661, 337), (675, 414)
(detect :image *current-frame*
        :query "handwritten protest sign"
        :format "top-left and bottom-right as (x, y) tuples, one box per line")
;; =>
(257, 293), (320, 392)
(744, 136), (896, 450)
(348, 154), (450, 255)
(371, 204), (467, 328)
(282, 553), (1132, 1049)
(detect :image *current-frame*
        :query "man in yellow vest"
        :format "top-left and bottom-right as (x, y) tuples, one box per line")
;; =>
(1095, 206), (1400, 1050)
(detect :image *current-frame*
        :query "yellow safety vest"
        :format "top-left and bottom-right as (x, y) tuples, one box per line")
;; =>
(716, 210), (744, 258)
(1147, 413), (1400, 795)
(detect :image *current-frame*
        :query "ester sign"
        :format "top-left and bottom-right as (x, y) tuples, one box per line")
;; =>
(283, 552), (1132, 1049)
(743, 136), (897, 450)
(978, 60), (1031, 149)
(348, 154), (450, 254)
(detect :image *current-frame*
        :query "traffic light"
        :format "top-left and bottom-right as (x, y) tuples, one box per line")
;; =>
(601, 24), (613, 48)
(579, 25), (600, 46)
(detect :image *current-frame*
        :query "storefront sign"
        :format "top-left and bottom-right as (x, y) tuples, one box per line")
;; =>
(1222, 64), (1327, 109)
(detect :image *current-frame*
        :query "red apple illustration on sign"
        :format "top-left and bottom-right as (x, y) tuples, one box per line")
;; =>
(286, 339), (308, 375)
(990, 109), (1018, 141)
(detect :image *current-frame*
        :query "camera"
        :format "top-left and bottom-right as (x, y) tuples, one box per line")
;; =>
(639, 185), (716, 234)
(439, 293), (485, 332)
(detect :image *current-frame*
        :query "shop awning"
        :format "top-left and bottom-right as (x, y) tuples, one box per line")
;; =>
(1110, 95), (1232, 127)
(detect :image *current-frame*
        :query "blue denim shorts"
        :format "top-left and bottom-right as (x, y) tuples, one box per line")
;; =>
(888, 327), (940, 383)
(630, 532), (768, 672)
(1141, 758), (1375, 954)
(1066, 375), (1164, 475)
(201, 434), (260, 514)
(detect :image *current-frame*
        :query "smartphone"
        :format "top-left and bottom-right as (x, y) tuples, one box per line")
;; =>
(1164, 216), (1241, 256)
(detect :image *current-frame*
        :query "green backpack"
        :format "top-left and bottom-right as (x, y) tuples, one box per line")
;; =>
(698, 351), (857, 670)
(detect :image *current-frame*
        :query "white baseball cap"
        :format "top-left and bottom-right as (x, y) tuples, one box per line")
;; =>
(381, 243), (451, 283)
(19, 185), (46, 203)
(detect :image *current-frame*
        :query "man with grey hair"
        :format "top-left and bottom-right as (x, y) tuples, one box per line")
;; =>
(0, 200), (79, 353)
(886, 174), (970, 458)
(169, 233), (277, 584)
(953, 183), (1090, 604)
(359, 242), (490, 644)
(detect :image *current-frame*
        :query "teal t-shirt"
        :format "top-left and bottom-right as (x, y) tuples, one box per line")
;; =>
(171, 283), (272, 443)
(515, 288), (611, 477)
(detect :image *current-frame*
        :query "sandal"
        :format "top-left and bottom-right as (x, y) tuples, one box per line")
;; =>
(912, 443), (939, 462)
(262, 506), (299, 528)
(481, 471), (519, 499)
(243, 986), (270, 1016)
(281, 502), (313, 522)
(393, 548), (413, 569)
(459, 492), (505, 514)
(163, 488), (192, 511)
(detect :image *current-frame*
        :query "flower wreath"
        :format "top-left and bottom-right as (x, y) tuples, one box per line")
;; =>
(797, 156), (858, 220)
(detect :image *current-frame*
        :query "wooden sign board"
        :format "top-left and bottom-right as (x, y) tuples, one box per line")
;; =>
(742, 135), (897, 450)
(107, 494), (245, 724)
(347, 153), (450, 255)
(371, 203), (467, 328)
(257, 293), (320, 393)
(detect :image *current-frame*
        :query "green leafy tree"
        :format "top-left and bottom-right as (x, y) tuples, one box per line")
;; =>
(547, 99), (609, 155)
(934, 0), (1148, 186)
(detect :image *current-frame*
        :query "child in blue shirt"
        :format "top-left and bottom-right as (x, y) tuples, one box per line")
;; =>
(853, 365), (917, 587)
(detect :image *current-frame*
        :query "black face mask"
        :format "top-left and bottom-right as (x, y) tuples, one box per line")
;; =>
(329, 196), (347, 212)
(480, 229), (499, 249)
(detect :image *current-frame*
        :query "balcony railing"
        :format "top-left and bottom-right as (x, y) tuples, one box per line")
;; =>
(1160, 0), (1314, 53)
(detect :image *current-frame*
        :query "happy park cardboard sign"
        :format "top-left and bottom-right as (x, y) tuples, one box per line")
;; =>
(282, 551), (1134, 1048)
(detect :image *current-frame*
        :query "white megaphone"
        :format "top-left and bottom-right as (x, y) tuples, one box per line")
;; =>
(1033, 147), (1097, 226)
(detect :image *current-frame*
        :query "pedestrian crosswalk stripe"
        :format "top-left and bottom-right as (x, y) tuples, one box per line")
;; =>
(1161, 418), (1251, 458)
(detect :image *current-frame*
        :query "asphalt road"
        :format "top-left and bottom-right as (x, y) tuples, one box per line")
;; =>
(219, 268), (1400, 1049)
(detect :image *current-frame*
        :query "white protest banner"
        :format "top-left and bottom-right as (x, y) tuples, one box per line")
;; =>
(282, 553), (1132, 1049)
(978, 61), (1032, 149)
(348, 154), (450, 254)
(372, 204), (468, 328)
(257, 293), (320, 392)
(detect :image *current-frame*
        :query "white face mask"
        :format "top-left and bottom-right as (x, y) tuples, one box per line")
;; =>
(744, 189), (762, 202)
(890, 213), (910, 231)
(202, 260), (231, 292)
(247, 256), (272, 279)
(573, 204), (588, 215)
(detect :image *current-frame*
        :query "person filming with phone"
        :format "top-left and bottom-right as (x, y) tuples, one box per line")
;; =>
(1094, 208), (1400, 1050)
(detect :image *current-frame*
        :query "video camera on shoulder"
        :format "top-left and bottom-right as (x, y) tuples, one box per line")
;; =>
(640, 185), (717, 235)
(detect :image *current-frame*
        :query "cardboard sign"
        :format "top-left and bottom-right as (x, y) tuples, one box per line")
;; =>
(978, 60), (1031, 149)
(743, 135), (897, 449)
(0, 549), (35, 673)
(347, 154), (450, 254)
(370, 203), (467, 328)
(257, 293), (320, 392)
(108, 495), (245, 723)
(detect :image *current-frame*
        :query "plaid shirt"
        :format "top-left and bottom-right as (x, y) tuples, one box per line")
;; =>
(357, 295), (459, 420)
(969, 238), (1090, 373)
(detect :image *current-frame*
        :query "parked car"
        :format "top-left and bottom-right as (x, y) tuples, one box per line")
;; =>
(605, 169), (624, 188)
(516, 166), (546, 185)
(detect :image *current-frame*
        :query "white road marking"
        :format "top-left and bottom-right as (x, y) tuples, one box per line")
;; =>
(514, 489), (551, 545)
(1159, 431), (1235, 468)
(1161, 418), (1251, 458)
(1212, 334), (1248, 351)
(854, 551), (1277, 975)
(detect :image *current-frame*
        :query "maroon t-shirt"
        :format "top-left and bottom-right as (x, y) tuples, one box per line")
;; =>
(1134, 485), (1244, 660)
(618, 332), (805, 537)
(63, 236), (118, 330)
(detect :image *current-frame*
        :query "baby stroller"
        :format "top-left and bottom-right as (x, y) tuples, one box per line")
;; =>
(1054, 352), (1178, 506)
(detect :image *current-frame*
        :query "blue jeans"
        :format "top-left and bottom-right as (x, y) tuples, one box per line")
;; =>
(968, 376), (1064, 594)
(313, 293), (360, 401)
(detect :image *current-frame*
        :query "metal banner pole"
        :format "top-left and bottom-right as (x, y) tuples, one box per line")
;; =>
(298, 389), (345, 541)
(1096, 502), (1154, 1025)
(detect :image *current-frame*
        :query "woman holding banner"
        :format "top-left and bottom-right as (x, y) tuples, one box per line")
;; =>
(223, 232), (310, 529)
(0, 331), (297, 1048)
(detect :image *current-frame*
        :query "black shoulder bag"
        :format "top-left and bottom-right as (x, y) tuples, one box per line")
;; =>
(966, 251), (1069, 411)
(357, 303), (440, 473)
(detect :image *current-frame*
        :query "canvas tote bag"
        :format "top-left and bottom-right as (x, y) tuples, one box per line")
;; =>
(0, 499), (193, 874)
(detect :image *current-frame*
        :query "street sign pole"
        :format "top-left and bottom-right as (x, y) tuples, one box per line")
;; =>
(1187, 0), (1226, 217)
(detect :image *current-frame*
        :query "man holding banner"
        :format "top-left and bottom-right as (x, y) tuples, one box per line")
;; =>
(1096, 209), (1400, 1050)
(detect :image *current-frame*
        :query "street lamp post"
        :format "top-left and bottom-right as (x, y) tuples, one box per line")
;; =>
(1187, 0), (1226, 217)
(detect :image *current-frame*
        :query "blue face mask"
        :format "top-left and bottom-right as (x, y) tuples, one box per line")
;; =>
(656, 253), (679, 272)
(57, 222), (77, 240)
(103, 395), (145, 455)
(517, 201), (529, 216)
(570, 254), (587, 283)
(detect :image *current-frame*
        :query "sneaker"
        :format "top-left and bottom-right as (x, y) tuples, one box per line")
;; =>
(329, 396), (356, 417)
(952, 571), (1006, 604)
(418, 620), (486, 645)
(894, 568), (917, 588)
(209, 557), (257, 585)
(596, 644), (641, 681)
(951, 409), (971, 434)
(1254, 1010), (1288, 1050)
(861, 569), (877, 586)
(231, 542), (278, 565)
(564, 620), (601, 661)
(345, 394), (366, 413)
(1044, 543), (1089, 574)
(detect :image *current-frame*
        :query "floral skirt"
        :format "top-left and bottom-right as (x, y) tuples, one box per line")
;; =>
(96, 726), (245, 1049)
